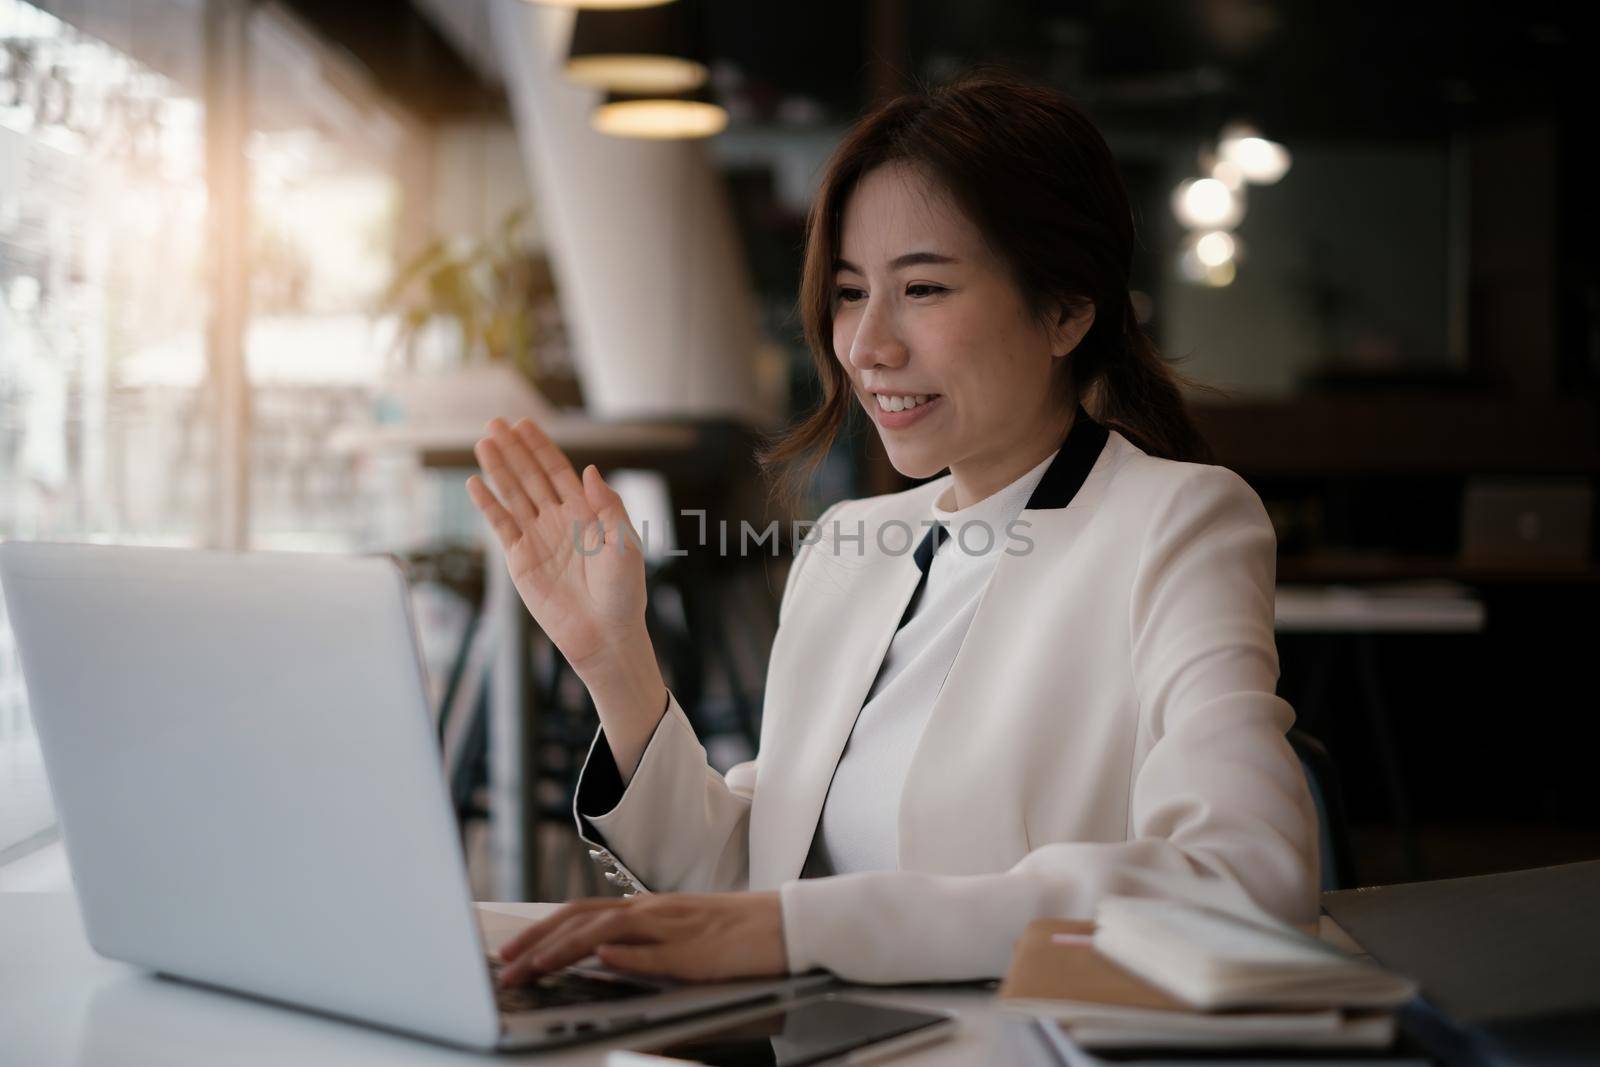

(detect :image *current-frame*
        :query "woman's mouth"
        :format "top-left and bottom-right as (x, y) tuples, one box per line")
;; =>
(872, 392), (942, 430)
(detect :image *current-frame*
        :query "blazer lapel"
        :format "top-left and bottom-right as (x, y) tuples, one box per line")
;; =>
(751, 407), (1113, 887)
(896, 407), (1113, 873)
(750, 514), (930, 888)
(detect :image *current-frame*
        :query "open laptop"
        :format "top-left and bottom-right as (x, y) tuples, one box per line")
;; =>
(0, 540), (830, 1051)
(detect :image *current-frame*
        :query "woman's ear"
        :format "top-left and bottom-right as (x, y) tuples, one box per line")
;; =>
(1051, 299), (1096, 358)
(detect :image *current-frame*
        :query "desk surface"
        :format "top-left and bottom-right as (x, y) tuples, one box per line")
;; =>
(1, 893), (1049, 1066)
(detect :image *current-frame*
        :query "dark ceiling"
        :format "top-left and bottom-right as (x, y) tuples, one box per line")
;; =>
(286, 0), (1588, 142)
(275, 0), (505, 122)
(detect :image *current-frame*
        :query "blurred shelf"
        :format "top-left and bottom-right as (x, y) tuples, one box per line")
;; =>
(1192, 395), (1600, 476)
(1274, 583), (1486, 633)
(331, 416), (764, 489)
(1277, 551), (1600, 585)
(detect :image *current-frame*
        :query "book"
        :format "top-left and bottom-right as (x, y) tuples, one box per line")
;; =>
(1029, 1017), (1433, 1067)
(1092, 898), (1417, 1012)
(1000, 897), (1417, 1053)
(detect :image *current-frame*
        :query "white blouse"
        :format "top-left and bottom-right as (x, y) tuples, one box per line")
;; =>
(804, 445), (1062, 876)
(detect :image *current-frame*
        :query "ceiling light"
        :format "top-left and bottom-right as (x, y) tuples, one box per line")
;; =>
(1217, 122), (1292, 185)
(1171, 177), (1243, 230)
(591, 86), (727, 140)
(1194, 230), (1236, 267)
(520, 0), (675, 9)
(565, 2), (708, 95)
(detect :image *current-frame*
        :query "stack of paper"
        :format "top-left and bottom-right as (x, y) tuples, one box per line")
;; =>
(1000, 897), (1417, 1052)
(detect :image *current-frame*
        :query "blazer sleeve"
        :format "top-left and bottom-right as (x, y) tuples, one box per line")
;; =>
(777, 466), (1320, 983)
(571, 500), (850, 893)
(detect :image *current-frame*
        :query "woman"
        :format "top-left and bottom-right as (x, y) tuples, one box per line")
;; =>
(466, 68), (1318, 988)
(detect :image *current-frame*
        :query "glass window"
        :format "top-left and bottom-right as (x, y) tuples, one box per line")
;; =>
(245, 4), (417, 554)
(1, 0), (208, 866)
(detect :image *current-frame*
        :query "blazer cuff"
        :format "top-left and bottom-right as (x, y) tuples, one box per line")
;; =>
(574, 688), (674, 844)
(778, 879), (822, 974)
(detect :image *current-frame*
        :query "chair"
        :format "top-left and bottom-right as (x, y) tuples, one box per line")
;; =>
(419, 543), (718, 900)
(1287, 727), (1356, 891)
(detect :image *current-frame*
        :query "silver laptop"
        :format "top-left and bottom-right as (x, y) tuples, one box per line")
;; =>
(0, 540), (829, 1051)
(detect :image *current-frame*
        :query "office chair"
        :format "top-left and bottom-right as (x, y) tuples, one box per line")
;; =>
(1288, 727), (1356, 891)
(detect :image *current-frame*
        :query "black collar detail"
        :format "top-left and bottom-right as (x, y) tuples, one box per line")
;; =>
(912, 521), (949, 577)
(907, 404), (1106, 577)
(1023, 403), (1109, 511)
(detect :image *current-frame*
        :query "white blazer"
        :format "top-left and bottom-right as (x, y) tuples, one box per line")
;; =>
(573, 412), (1320, 983)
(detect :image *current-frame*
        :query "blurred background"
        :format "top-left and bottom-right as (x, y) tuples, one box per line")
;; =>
(1, 0), (1595, 901)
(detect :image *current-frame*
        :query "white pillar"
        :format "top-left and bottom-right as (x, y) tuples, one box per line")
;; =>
(490, 0), (763, 422)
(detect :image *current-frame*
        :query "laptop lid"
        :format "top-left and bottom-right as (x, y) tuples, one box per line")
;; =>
(0, 541), (501, 1049)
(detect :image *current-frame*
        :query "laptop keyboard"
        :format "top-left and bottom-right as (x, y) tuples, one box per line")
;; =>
(487, 954), (658, 1015)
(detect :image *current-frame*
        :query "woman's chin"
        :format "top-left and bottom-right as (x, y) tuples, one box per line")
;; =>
(882, 445), (949, 482)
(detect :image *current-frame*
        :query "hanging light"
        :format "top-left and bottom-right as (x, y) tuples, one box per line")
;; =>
(1178, 230), (1244, 288)
(1194, 230), (1237, 268)
(520, 0), (675, 9)
(1170, 177), (1244, 230)
(591, 84), (727, 140)
(1217, 122), (1292, 185)
(1209, 158), (1245, 191)
(564, 1), (708, 95)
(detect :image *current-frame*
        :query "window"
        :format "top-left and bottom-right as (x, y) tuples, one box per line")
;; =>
(1, 0), (209, 872)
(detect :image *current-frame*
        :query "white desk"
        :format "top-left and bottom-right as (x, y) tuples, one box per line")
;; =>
(1, 893), (1049, 1066)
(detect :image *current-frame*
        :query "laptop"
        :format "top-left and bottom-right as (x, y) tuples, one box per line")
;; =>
(0, 540), (830, 1051)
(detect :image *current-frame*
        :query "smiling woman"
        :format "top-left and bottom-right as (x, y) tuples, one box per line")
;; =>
(468, 65), (1317, 987)
(825, 160), (1097, 508)
(762, 65), (1219, 515)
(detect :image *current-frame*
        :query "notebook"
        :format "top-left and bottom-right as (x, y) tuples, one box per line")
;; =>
(1091, 898), (1417, 1012)
(1000, 897), (1416, 1052)
(1002, 920), (1402, 1050)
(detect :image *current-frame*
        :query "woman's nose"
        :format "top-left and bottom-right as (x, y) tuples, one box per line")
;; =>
(846, 300), (908, 371)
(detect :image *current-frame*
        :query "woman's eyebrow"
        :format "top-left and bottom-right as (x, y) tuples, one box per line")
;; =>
(834, 252), (961, 274)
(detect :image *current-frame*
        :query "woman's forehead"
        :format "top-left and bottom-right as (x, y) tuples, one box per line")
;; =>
(839, 163), (986, 265)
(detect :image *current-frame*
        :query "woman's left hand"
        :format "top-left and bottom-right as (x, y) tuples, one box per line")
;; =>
(496, 891), (788, 985)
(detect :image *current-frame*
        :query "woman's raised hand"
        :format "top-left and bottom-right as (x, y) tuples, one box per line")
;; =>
(465, 418), (649, 683)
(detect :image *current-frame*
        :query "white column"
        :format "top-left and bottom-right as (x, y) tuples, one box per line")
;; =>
(203, 0), (252, 550)
(489, 0), (762, 422)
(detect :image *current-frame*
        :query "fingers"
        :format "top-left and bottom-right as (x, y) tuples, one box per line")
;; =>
(485, 418), (559, 513)
(472, 436), (539, 527)
(504, 910), (641, 984)
(500, 904), (650, 987)
(464, 475), (520, 551)
(500, 898), (627, 963)
(512, 418), (586, 510)
(581, 464), (637, 549)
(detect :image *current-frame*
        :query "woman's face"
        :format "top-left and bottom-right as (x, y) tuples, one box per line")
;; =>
(832, 163), (1092, 507)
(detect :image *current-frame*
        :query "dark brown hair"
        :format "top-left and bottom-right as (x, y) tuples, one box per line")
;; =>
(757, 65), (1219, 513)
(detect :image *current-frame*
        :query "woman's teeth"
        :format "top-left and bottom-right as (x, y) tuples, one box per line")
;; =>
(875, 393), (937, 413)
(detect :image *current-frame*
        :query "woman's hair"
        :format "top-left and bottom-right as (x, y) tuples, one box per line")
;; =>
(757, 65), (1219, 514)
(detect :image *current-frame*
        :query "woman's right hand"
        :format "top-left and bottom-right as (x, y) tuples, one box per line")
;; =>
(465, 417), (652, 691)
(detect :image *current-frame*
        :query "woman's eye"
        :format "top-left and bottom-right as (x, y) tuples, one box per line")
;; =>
(835, 284), (944, 304)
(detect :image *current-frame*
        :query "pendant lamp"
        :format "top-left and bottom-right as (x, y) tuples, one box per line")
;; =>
(564, 0), (708, 96)
(519, 0), (674, 9)
(591, 83), (727, 140)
